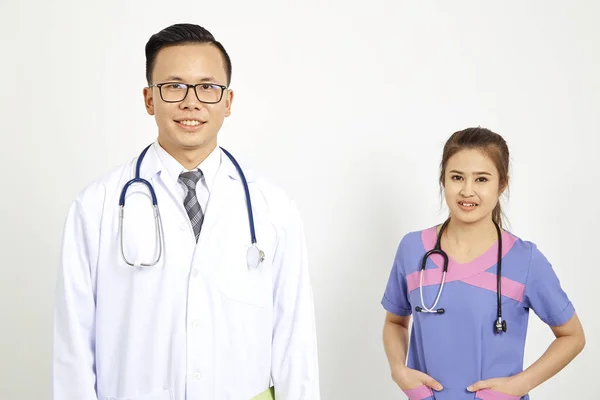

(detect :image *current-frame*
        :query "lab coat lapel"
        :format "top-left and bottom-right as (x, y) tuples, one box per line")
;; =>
(138, 144), (190, 222)
(197, 148), (255, 246)
(196, 151), (238, 245)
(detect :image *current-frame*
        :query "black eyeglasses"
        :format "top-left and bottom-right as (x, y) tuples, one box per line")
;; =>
(150, 82), (228, 104)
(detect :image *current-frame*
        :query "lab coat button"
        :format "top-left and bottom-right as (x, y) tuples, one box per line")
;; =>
(193, 371), (202, 380)
(192, 319), (201, 328)
(191, 268), (199, 278)
(179, 222), (188, 230)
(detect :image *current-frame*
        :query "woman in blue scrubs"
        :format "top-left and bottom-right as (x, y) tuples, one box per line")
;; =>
(381, 127), (585, 400)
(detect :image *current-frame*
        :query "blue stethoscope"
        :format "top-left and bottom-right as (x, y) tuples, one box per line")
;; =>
(118, 144), (265, 269)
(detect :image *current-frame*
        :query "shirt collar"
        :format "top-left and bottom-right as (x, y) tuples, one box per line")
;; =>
(152, 140), (222, 192)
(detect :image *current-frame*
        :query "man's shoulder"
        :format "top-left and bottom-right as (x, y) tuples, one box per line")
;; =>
(224, 157), (300, 224)
(73, 158), (136, 208)
(221, 151), (293, 209)
(250, 169), (288, 197)
(247, 168), (295, 212)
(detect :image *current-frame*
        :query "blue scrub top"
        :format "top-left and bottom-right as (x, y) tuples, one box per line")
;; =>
(381, 227), (575, 400)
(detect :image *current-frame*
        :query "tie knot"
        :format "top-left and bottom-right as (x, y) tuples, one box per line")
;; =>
(178, 169), (203, 190)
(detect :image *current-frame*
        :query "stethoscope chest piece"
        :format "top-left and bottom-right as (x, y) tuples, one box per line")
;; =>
(495, 317), (507, 334)
(247, 244), (265, 269)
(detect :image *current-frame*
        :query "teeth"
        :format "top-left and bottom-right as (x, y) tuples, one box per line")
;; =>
(179, 120), (201, 126)
(460, 202), (476, 207)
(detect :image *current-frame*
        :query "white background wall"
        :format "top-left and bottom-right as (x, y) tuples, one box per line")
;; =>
(1, 0), (598, 398)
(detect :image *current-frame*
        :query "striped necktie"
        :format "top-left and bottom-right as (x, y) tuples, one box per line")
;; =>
(178, 169), (204, 242)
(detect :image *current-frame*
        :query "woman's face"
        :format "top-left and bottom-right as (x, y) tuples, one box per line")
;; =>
(443, 148), (505, 225)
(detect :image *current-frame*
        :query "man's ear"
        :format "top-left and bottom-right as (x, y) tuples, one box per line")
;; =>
(143, 86), (155, 116)
(224, 89), (234, 117)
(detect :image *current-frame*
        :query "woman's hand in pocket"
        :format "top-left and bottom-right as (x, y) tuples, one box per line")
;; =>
(467, 376), (529, 397)
(392, 366), (443, 391)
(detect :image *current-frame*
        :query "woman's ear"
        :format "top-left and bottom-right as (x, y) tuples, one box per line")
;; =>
(499, 175), (510, 195)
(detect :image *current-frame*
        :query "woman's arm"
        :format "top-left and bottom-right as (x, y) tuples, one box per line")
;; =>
(468, 313), (585, 395)
(383, 312), (443, 391)
(383, 312), (411, 374)
(517, 313), (585, 391)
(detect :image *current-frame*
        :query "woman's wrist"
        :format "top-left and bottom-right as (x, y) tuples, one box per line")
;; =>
(510, 371), (534, 395)
(391, 364), (409, 379)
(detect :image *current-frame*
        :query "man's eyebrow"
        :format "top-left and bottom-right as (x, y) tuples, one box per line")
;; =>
(162, 76), (219, 83)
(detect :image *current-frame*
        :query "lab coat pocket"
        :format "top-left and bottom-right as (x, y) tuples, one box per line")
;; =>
(475, 389), (521, 400)
(105, 388), (172, 400)
(218, 242), (272, 308)
(402, 385), (434, 400)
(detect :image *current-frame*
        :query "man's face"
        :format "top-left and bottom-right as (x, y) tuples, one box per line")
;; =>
(143, 43), (233, 153)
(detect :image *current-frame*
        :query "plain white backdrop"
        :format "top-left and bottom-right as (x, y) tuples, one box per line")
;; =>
(0, 0), (598, 399)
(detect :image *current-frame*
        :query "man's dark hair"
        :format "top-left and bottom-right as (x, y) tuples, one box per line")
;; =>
(145, 23), (232, 86)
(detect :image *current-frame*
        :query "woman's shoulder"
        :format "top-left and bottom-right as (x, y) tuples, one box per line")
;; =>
(396, 225), (438, 252)
(502, 228), (542, 257)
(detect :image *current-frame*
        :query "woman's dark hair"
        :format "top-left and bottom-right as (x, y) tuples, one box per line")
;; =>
(439, 127), (510, 227)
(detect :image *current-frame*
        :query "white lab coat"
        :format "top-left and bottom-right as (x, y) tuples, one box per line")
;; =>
(53, 144), (320, 400)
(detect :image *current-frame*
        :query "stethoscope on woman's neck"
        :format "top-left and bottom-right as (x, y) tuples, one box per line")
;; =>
(415, 218), (508, 334)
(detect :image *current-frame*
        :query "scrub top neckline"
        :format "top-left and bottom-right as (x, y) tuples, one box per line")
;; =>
(423, 226), (515, 270)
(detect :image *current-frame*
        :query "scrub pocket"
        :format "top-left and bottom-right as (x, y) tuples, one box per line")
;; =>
(475, 389), (521, 400)
(402, 385), (435, 400)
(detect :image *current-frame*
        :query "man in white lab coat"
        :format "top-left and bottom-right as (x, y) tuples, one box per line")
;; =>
(53, 23), (320, 400)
